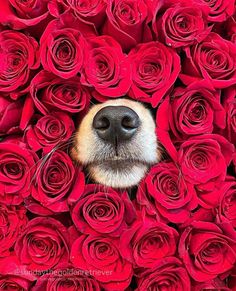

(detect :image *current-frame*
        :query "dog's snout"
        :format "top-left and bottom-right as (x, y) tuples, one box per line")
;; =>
(93, 106), (140, 143)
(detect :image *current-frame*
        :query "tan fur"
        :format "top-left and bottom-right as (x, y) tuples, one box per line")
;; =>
(72, 98), (159, 188)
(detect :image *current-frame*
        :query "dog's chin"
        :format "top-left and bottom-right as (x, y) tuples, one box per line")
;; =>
(87, 160), (149, 188)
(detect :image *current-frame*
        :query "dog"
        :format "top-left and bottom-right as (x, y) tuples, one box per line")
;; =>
(71, 98), (159, 188)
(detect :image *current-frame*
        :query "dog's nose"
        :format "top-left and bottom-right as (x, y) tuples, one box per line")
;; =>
(93, 106), (140, 143)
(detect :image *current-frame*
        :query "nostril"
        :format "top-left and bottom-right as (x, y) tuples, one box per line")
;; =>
(122, 115), (140, 129)
(94, 117), (110, 130)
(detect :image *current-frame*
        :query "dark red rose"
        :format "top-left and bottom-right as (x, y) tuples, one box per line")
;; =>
(136, 257), (191, 291)
(33, 264), (101, 291)
(128, 41), (180, 107)
(103, 0), (151, 51)
(0, 0), (49, 30)
(137, 162), (198, 223)
(0, 30), (39, 99)
(179, 221), (236, 282)
(30, 71), (90, 115)
(153, 0), (210, 48)
(81, 35), (131, 98)
(71, 234), (133, 290)
(0, 140), (38, 205)
(25, 112), (75, 152)
(40, 17), (88, 79)
(0, 204), (27, 257)
(15, 217), (70, 271)
(0, 255), (36, 290)
(169, 82), (225, 138)
(224, 16), (236, 44)
(71, 184), (136, 236)
(120, 217), (178, 269)
(197, 0), (235, 22)
(28, 150), (83, 214)
(178, 134), (234, 184)
(192, 277), (231, 290)
(180, 33), (236, 89)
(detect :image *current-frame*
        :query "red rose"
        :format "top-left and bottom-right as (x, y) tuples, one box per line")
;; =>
(180, 33), (236, 89)
(153, 0), (210, 48)
(128, 41), (180, 107)
(166, 81), (225, 140)
(136, 257), (191, 290)
(71, 234), (133, 290)
(0, 30), (39, 99)
(30, 70), (90, 114)
(71, 184), (136, 236)
(179, 221), (236, 282)
(15, 217), (70, 271)
(103, 0), (151, 51)
(120, 217), (178, 269)
(198, 0), (235, 22)
(137, 162), (198, 223)
(0, 140), (38, 205)
(192, 277), (231, 290)
(40, 17), (88, 79)
(178, 134), (234, 184)
(28, 151), (82, 214)
(81, 35), (131, 98)
(0, 255), (36, 290)
(0, 0), (49, 30)
(33, 264), (101, 291)
(0, 204), (27, 257)
(25, 112), (75, 152)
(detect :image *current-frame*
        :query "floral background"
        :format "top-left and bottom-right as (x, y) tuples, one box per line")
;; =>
(0, 0), (236, 290)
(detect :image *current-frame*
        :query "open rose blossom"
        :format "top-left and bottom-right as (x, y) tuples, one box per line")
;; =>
(192, 277), (231, 290)
(71, 234), (133, 290)
(128, 41), (180, 107)
(15, 217), (70, 271)
(71, 184), (136, 236)
(0, 30), (39, 98)
(30, 70), (90, 115)
(136, 257), (191, 290)
(179, 221), (236, 282)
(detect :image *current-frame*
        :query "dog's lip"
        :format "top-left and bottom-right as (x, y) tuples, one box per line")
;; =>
(87, 157), (150, 167)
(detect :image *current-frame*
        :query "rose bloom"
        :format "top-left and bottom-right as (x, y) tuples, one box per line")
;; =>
(30, 70), (90, 115)
(153, 0), (210, 48)
(180, 33), (236, 89)
(198, 0), (235, 22)
(81, 35), (131, 98)
(0, 140), (38, 205)
(137, 162), (198, 223)
(120, 217), (179, 269)
(178, 134), (234, 184)
(136, 257), (191, 290)
(103, 0), (150, 51)
(15, 217), (69, 271)
(192, 277), (231, 290)
(0, 204), (27, 257)
(0, 0), (49, 30)
(40, 17), (87, 79)
(71, 234), (133, 290)
(71, 184), (136, 236)
(168, 81), (225, 139)
(25, 112), (75, 152)
(128, 41), (180, 107)
(179, 221), (236, 282)
(0, 30), (39, 99)
(0, 255), (36, 290)
(29, 150), (79, 214)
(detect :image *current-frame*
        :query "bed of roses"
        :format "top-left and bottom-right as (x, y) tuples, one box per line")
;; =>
(0, 0), (236, 290)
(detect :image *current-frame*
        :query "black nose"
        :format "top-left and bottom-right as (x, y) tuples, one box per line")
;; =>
(93, 106), (140, 143)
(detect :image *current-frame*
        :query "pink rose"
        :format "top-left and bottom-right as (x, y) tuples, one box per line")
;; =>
(71, 234), (133, 290)
(128, 41), (180, 107)
(81, 35), (131, 98)
(15, 217), (70, 271)
(103, 0), (151, 51)
(179, 221), (236, 282)
(25, 112), (75, 152)
(180, 33), (236, 89)
(71, 184), (136, 236)
(30, 71), (90, 114)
